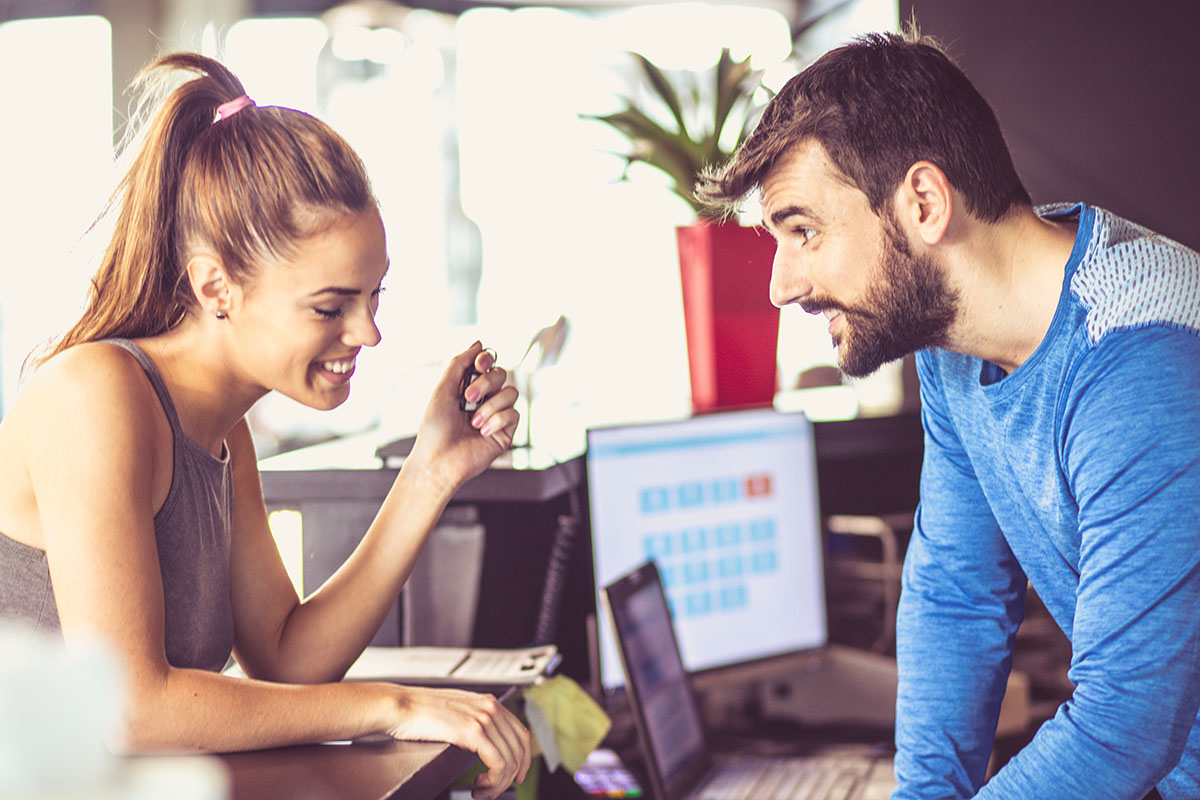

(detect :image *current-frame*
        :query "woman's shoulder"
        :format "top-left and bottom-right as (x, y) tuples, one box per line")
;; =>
(12, 341), (161, 444)
(28, 340), (153, 395)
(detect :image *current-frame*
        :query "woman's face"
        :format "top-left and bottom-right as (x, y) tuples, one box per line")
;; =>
(228, 207), (389, 410)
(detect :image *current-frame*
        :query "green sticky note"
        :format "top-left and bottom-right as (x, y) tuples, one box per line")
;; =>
(524, 675), (612, 774)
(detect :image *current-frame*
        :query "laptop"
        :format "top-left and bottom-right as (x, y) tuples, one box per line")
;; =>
(602, 560), (892, 800)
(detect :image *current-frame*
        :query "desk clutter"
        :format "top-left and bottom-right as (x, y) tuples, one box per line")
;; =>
(524, 675), (611, 774)
(250, 407), (945, 798)
(345, 645), (561, 690)
(448, 674), (612, 800)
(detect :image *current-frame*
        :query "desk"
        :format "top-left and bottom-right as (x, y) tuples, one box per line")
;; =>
(258, 428), (583, 506)
(221, 738), (474, 800)
(219, 684), (523, 800)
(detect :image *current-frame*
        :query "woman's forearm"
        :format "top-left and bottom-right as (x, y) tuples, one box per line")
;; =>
(122, 668), (394, 753)
(259, 458), (454, 684)
(119, 661), (533, 800)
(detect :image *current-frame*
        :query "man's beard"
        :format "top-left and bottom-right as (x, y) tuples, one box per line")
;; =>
(825, 214), (959, 378)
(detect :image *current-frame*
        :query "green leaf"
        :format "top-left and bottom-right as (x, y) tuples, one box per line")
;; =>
(628, 149), (707, 215)
(584, 108), (698, 170)
(584, 108), (706, 195)
(631, 52), (688, 138)
(583, 47), (768, 217)
(714, 50), (755, 141)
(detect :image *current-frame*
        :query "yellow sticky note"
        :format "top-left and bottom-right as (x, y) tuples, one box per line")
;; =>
(524, 675), (612, 774)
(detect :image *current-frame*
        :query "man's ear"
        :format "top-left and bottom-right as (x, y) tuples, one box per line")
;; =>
(894, 161), (954, 246)
(186, 254), (236, 318)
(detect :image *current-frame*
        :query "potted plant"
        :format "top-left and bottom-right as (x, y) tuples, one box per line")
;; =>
(585, 49), (780, 412)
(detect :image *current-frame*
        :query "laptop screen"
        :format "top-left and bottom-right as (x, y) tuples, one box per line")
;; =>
(603, 561), (712, 799)
(587, 408), (828, 691)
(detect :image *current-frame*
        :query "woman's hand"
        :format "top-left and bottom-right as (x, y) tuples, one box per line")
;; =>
(405, 342), (520, 497)
(384, 684), (532, 799)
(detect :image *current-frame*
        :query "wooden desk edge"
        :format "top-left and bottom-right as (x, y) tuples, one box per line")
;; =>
(220, 687), (520, 800)
(391, 741), (479, 800)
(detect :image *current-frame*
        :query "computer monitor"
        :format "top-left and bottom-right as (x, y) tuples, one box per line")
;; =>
(586, 407), (828, 692)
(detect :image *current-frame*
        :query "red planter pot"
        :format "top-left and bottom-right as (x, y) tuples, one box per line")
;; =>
(676, 221), (780, 413)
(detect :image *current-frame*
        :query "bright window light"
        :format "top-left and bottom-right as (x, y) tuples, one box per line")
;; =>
(0, 1), (903, 439)
(232, 3), (804, 444)
(225, 18), (329, 113)
(456, 4), (795, 429)
(0, 16), (112, 415)
(612, 2), (792, 70)
(331, 25), (408, 65)
(268, 510), (305, 597)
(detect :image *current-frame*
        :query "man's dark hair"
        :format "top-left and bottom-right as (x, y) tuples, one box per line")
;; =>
(697, 30), (1031, 222)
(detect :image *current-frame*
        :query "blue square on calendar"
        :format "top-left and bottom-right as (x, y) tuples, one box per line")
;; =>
(749, 518), (777, 542)
(715, 524), (741, 547)
(683, 560), (709, 584)
(640, 487), (670, 514)
(681, 528), (707, 553)
(660, 564), (677, 588)
(718, 555), (743, 577)
(751, 550), (778, 573)
(643, 533), (672, 559)
(685, 592), (712, 616)
(711, 478), (739, 503)
(720, 585), (747, 610)
(677, 482), (705, 507)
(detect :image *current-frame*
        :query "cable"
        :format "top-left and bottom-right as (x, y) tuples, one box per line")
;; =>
(531, 457), (586, 646)
(532, 512), (579, 646)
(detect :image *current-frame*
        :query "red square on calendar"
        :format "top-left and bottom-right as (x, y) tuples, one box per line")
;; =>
(744, 473), (773, 498)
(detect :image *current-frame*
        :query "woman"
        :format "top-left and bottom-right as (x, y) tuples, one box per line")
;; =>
(0, 52), (530, 798)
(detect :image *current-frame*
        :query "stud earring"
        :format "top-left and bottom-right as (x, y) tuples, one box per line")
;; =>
(215, 310), (226, 320)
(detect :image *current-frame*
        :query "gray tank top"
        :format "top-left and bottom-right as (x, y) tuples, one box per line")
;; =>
(0, 338), (235, 672)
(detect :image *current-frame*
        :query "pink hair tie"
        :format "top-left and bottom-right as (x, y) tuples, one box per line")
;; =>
(215, 95), (254, 122)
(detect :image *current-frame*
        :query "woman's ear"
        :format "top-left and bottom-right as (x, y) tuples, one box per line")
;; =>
(894, 161), (954, 246)
(186, 254), (235, 319)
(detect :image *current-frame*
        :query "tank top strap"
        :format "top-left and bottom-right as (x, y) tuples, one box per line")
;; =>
(100, 338), (185, 437)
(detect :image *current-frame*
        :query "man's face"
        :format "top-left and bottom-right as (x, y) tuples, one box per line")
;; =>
(761, 139), (958, 377)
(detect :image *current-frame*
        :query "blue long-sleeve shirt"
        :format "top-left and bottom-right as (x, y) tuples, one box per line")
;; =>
(894, 203), (1200, 799)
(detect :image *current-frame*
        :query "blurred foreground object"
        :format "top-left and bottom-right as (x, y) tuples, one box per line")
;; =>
(0, 624), (229, 799)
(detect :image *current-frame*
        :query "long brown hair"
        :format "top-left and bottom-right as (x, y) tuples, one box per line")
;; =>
(697, 29), (1031, 223)
(33, 52), (374, 368)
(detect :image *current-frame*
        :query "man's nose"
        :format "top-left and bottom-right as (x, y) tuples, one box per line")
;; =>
(768, 246), (811, 308)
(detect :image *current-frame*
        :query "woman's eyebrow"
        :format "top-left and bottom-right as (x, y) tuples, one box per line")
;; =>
(308, 261), (389, 297)
(307, 286), (361, 297)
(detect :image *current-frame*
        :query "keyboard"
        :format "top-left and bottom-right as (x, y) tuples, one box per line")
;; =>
(695, 754), (873, 800)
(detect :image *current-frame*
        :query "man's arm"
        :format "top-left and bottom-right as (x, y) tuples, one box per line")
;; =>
(976, 328), (1200, 799)
(893, 352), (1028, 799)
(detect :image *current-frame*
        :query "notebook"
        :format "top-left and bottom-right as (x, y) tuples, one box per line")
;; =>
(602, 561), (892, 800)
(342, 644), (560, 690)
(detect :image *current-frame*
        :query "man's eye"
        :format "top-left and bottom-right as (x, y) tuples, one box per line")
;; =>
(798, 227), (817, 242)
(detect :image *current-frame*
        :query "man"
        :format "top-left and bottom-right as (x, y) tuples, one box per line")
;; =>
(698, 30), (1200, 800)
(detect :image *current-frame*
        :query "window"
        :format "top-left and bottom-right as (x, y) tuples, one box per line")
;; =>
(0, 0), (902, 438)
(228, 3), (799, 453)
(0, 15), (112, 414)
